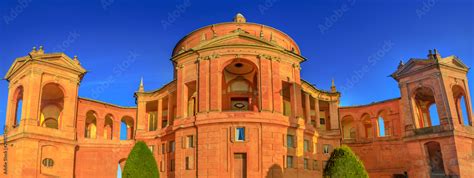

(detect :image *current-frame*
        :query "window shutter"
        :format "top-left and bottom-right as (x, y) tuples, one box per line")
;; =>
(245, 128), (249, 142)
(283, 155), (287, 168)
(293, 136), (297, 148)
(230, 127), (235, 142)
(283, 134), (287, 147)
(190, 156), (195, 169)
(193, 135), (197, 148)
(181, 136), (186, 149)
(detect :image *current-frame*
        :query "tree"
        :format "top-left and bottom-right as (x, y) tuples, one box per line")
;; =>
(323, 145), (368, 178)
(123, 141), (159, 178)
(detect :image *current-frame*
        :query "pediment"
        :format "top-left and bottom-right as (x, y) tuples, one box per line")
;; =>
(438, 56), (469, 70)
(192, 32), (282, 51)
(4, 53), (86, 80)
(392, 59), (435, 77)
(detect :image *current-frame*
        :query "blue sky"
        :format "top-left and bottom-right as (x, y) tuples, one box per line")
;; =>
(0, 0), (473, 134)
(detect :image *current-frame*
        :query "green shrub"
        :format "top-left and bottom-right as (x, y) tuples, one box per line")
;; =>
(323, 145), (368, 178)
(123, 141), (159, 178)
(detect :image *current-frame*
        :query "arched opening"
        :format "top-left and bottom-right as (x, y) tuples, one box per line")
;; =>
(146, 101), (158, 131)
(186, 81), (197, 117)
(452, 85), (472, 126)
(85, 111), (97, 139)
(104, 114), (114, 140)
(12, 86), (23, 127)
(281, 81), (292, 116)
(117, 158), (126, 177)
(413, 87), (440, 128)
(362, 114), (373, 139)
(424, 141), (445, 175)
(378, 117), (385, 137)
(341, 116), (356, 139)
(222, 59), (258, 111)
(40, 83), (64, 129)
(120, 116), (134, 140)
(377, 110), (391, 137)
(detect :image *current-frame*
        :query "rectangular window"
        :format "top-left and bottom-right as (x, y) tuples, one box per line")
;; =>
(286, 156), (293, 168)
(169, 141), (175, 153)
(304, 159), (309, 170)
(160, 161), (164, 172)
(313, 160), (318, 170)
(161, 143), (165, 154)
(148, 145), (154, 153)
(170, 159), (175, 171)
(187, 135), (194, 148)
(311, 120), (316, 128)
(323, 144), (330, 154)
(235, 127), (245, 141)
(304, 140), (309, 152)
(287, 135), (294, 148)
(320, 118), (325, 125)
(185, 157), (190, 170)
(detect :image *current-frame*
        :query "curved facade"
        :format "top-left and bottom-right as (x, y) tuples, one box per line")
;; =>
(1, 14), (473, 178)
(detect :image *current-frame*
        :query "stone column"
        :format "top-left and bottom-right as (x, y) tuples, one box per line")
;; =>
(329, 101), (339, 130)
(304, 93), (311, 124)
(314, 97), (321, 129)
(271, 58), (282, 113)
(157, 99), (163, 130)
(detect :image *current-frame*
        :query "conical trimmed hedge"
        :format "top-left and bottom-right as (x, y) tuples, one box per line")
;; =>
(123, 141), (159, 178)
(323, 145), (368, 178)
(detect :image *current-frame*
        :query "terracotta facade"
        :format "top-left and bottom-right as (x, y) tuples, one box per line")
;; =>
(1, 14), (473, 178)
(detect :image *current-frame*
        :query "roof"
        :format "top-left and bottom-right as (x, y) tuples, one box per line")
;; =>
(339, 97), (401, 109)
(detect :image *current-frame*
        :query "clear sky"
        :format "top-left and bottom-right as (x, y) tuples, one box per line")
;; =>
(0, 0), (472, 134)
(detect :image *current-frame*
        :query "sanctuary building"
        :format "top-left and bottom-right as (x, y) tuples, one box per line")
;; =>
(1, 14), (473, 178)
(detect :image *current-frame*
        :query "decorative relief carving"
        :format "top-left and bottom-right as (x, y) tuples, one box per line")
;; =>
(203, 53), (221, 60)
(257, 54), (280, 62)
(175, 64), (184, 70)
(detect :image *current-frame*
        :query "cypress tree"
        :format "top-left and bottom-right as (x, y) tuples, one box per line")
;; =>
(323, 145), (368, 178)
(122, 141), (159, 178)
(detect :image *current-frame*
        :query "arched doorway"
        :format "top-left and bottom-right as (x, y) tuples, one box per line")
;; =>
(425, 141), (445, 175)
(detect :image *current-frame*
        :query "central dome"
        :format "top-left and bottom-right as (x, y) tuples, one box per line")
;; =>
(171, 13), (302, 57)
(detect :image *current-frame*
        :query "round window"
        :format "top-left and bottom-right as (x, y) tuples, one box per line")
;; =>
(42, 158), (54, 167)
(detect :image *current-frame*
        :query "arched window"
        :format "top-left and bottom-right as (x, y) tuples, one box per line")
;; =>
(452, 85), (472, 126)
(40, 83), (64, 129)
(362, 114), (373, 139)
(121, 116), (134, 140)
(342, 116), (355, 139)
(85, 111), (97, 139)
(186, 81), (197, 117)
(104, 114), (114, 140)
(13, 86), (23, 127)
(222, 59), (258, 111)
(413, 87), (440, 128)
(378, 117), (385, 137)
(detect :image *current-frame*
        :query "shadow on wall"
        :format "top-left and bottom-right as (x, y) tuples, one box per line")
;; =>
(265, 164), (283, 178)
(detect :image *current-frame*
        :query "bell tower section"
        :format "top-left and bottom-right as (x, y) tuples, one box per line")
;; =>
(3, 46), (86, 177)
(393, 49), (472, 135)
(392, 50), (473, 177)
